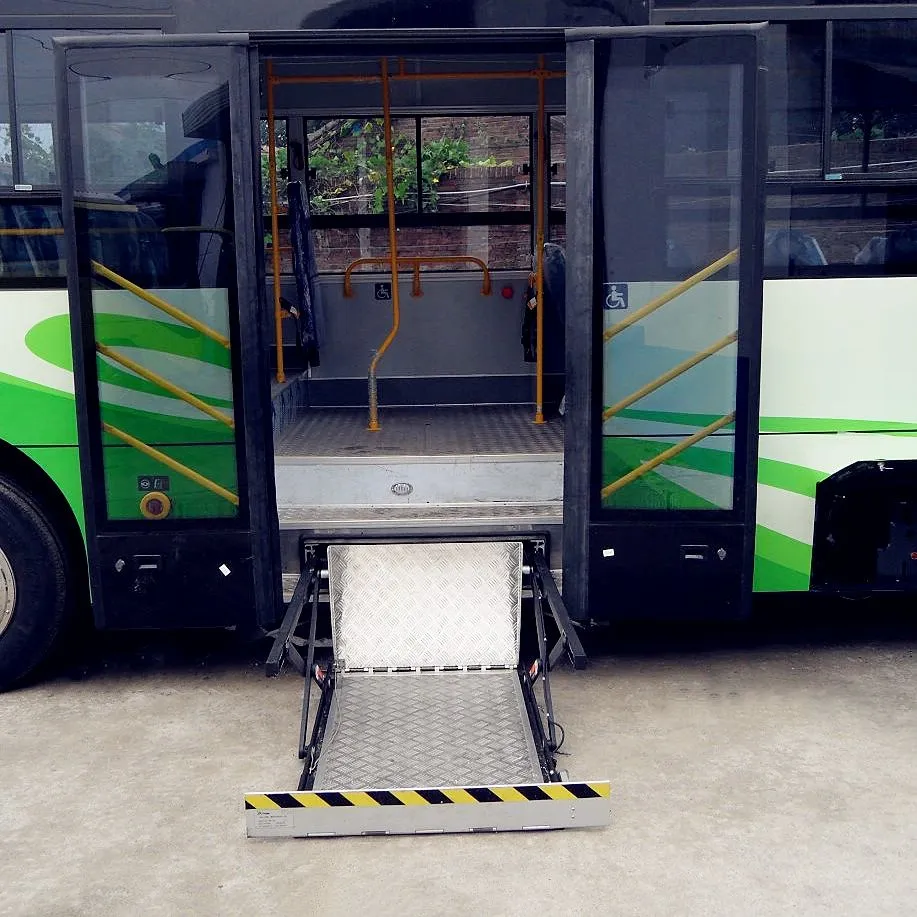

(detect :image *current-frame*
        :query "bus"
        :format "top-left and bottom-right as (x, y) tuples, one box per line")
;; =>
(1, 0), (916, 688)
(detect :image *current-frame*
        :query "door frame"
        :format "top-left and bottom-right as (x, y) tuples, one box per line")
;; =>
(562, 24), (767, 622)
(55, 33), (280, 629)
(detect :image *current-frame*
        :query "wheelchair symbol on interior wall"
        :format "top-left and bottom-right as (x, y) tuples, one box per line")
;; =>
(604, 283), (628, 310)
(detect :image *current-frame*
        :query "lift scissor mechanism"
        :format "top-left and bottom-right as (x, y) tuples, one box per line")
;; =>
(249, 538), (610, 838)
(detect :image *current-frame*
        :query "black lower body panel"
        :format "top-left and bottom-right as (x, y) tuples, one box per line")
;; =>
(93, 530), (258, 629)
(587, 522), (750, 620)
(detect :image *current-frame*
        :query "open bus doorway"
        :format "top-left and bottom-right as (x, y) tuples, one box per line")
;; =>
(262, 49), (569, 548)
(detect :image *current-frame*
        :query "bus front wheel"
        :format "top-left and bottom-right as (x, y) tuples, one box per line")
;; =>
(0, 476), (72, 689)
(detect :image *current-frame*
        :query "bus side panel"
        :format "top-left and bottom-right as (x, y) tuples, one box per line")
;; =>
(0, 288), (78, 447)
(754, 277), (917, 592)
(0, 288), (87, 536)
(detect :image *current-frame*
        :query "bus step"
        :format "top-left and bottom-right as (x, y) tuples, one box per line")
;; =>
(250, 539), (605, 838)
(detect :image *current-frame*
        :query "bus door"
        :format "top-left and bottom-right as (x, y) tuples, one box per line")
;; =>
(55, 35), (279, 629)
(562, 26), (765, 621)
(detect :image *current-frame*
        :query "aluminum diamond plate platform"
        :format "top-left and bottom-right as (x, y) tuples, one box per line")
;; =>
(312, 671), (542, 790)
(274, 405), (564, 458)
(328, 542), (522, 670)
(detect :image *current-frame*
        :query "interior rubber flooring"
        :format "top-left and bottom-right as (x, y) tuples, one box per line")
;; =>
(274, 405), (564, 457)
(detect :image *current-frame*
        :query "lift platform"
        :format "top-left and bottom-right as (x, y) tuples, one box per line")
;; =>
(246, 538), (610, 837)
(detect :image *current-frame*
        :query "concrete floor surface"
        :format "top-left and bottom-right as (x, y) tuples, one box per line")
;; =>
(1, 629), (915, 916)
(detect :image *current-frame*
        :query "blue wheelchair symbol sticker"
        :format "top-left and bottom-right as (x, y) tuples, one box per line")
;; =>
(604, 283), (628, 310)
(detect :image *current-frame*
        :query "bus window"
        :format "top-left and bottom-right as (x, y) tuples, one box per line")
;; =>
(766, 21), (824, 178)
(262, 117), (291, 272)
(1, 29), (161, 189)
(307, 116), (419, 216)
(0, 200), (64, 280)
(765, 188), (917, 275)
(830, 20), (917, 177)
(549, 114), (566, 247)
(0, 37), (11, 186)
(305, 114), (532, 273)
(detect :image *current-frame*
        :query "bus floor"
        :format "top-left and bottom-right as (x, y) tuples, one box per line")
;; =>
(271, 404), (565, 545)
(273, 404), (563, 458)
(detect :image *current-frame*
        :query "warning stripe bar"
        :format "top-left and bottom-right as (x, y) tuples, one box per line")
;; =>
(245, 782), (610, 810)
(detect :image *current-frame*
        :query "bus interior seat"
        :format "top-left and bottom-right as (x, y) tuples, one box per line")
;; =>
(855, 228), (917, 269)
(764, 228), (827, 269)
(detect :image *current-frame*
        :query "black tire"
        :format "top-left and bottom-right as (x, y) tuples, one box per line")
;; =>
(0, 476), (72, 689)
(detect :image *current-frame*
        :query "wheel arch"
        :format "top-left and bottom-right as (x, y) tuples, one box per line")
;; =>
(0, 438), (89, 610)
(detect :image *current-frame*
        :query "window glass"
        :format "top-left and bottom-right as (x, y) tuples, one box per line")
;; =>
(419, 116), (530, 214)
(9, 29), (160, 187)
(0, 37), (11, 185)
(84, 121), (168, 191)
(312, 224), (531, 273)
(830, 21), (917, 176)
(68, 45), (242, 522)
(766, 22), (824, 177)
(666, 189), (741, 275)
(0, 200), (64, 279)
(307, 117), (418, 215)
(12, 32), (57, 184)
(765, 188), (917, 275)
(550, 114), (566, 210)
(261, 118), (290, 270)
(664, 64), (743, 180)
(597, 37), (748, 512)
(261, 118), (289, 215)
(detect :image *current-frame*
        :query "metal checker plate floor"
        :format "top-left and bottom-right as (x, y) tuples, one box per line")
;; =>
(275, 406), (564, 457)
(312, 671), (543, 790)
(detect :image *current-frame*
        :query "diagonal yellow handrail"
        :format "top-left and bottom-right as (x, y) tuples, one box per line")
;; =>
(102, 422), (239, 507)
(601, 411), (736, 500)
(96, 343), (234, 429)
(603, 248), (738, 343)
(602, 331), (738, 422)
(91, 260), (230, 349)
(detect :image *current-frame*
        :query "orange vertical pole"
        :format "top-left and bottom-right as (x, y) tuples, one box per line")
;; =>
(534, 57), (547, 424)
(367, 57), (401, 432)
(266, 60), (285, 384)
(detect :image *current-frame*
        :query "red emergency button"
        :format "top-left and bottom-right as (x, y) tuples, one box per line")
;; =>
(140, 491), (172, 520)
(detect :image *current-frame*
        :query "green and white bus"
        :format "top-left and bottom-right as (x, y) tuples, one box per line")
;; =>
(1, 0), (916, 686)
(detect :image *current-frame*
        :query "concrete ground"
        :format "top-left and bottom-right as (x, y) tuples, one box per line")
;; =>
(1, 612), (915, 917)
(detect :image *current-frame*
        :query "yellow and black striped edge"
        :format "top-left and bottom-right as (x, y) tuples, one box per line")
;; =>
(245, 782), (610, 810)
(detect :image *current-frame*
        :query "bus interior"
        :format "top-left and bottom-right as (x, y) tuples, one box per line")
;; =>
(260, 49), (569, 549)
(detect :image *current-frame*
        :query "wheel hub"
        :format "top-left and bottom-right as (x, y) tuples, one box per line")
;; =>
(0, 547), (16, 637)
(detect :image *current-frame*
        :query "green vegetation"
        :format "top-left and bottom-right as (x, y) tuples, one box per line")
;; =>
(304, 118), (502, 214)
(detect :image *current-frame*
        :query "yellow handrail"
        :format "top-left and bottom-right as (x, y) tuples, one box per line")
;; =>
(96, 342), (235, 430)
(601, 411), (736, 500)
(0, 227), (64, 236)
(91, 260), (230, 349)
(603, 248), (739, 343)
(343, 255), (492, 298)
(367, 57), (402, 433)
(602, 331), (738, 422)
(102, 422), (240, 507)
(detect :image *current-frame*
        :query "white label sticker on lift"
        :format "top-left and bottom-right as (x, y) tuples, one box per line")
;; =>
(253, 809), (294, 832)
(602, 548), (615, 558)
(219, 564), (231, 577)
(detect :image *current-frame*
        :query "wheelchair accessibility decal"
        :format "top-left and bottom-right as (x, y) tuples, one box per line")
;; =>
(604, 283), (628, 310)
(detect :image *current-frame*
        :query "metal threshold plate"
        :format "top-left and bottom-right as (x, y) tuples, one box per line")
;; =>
(312, 671), (542, 790)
